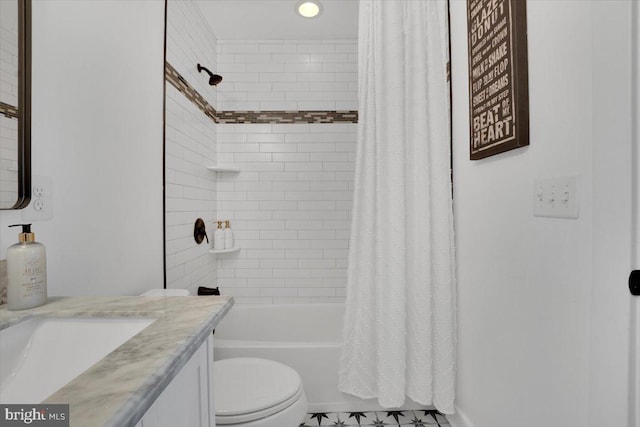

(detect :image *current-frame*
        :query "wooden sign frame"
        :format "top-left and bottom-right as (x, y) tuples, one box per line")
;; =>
(467, 0), (529, 160)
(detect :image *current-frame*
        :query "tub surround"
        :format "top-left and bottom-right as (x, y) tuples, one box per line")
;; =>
(165, 61), (358, 124)
(0, 295), (234, 427)
(164, 0), (219, 294)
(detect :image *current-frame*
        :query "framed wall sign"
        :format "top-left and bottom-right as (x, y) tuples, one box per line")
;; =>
(467, 0), (529, 160)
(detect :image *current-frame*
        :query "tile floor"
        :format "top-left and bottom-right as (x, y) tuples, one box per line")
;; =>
(301, 410), (450, 426)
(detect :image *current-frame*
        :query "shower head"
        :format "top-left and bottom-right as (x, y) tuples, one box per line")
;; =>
(197, 63), (223, 86)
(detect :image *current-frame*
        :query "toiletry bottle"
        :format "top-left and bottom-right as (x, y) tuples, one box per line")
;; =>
(6, 224), (47, 310)
(214, 220), (225, 250)
(224, 220), (234, 249)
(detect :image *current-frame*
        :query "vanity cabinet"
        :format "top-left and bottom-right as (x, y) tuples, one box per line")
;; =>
(136, 335), (215, 427)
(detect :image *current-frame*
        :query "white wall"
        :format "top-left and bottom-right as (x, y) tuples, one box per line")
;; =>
(589, 2), (633, 426)
(0, 0), (165, 296)
(450, 1), (633, 426)
(215, 40), (357, 303)
(632, 3), (640, 425)
(165, 0), (218, 294)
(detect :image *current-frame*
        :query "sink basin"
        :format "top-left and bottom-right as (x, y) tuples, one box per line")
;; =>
(0, 317), (155, 403)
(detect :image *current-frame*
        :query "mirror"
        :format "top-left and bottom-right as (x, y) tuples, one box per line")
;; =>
(0, 0), (31, 209)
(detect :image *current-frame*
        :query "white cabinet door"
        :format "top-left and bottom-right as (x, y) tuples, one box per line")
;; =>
(140, 335), (215, 427)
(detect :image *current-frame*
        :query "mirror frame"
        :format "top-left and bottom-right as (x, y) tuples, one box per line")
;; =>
(2, 0), (31, 210)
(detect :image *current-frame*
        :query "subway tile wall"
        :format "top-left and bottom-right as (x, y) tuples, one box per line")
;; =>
(0, 116), (18, 205)
(216, 40), (358, 111)
(167, 1), (218, 111)
(215, 40), (358, 303)
(0, 6), (18, 205)
(165, 0), (218, 294)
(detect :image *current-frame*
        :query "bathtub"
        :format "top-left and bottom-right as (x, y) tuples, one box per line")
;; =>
(213, 303), (429, 413)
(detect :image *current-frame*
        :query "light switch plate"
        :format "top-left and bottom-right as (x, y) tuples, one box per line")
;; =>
(534, 176), (579, 219)
(22, 175), (53, 222)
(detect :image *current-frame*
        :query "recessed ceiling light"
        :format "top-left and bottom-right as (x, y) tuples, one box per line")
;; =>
(297, 1), (322, 18)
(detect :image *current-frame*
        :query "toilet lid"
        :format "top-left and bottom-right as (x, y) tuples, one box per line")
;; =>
(214, 358), (303, 423)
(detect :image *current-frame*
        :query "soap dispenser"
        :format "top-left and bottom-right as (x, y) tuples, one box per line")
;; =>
(6, 224), (47, 310)
(224, 220), (234, 249)
(214, 220), (225, 250)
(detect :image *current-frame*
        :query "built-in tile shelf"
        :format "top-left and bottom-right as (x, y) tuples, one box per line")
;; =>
(209, 246), (240, 255)
(207, 165), (240, 173)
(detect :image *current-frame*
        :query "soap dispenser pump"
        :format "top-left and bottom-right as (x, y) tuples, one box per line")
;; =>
(6, 224), (47, 310)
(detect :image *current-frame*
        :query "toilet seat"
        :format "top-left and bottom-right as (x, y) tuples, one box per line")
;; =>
(214, 358), (305, 425)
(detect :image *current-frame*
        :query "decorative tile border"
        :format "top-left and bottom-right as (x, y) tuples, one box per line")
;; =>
(216, 110), (358, 124)
(165, 62), (217, 122)
(0, 102), (18, 119)
(165, 61), (358, 125)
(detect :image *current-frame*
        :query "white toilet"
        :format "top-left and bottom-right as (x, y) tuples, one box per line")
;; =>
(140, 289), (308, 426)
(214, 358), (308, 427)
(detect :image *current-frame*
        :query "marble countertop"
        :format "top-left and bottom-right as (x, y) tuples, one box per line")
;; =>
(0, 295), (234, 427)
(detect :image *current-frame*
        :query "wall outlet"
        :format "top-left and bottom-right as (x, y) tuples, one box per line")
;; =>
(22, 175), (53, 221)
(533, 176), (579, 219)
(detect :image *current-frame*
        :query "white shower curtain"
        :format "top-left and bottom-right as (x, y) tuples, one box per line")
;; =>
(339, 0), (456, 414)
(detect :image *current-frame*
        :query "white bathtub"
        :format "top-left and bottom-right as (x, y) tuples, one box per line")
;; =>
(213, 303), (429, 413)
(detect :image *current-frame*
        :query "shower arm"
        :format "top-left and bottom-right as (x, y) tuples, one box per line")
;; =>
(196, 63), (223, 86)
(197, 63), (212, 75)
